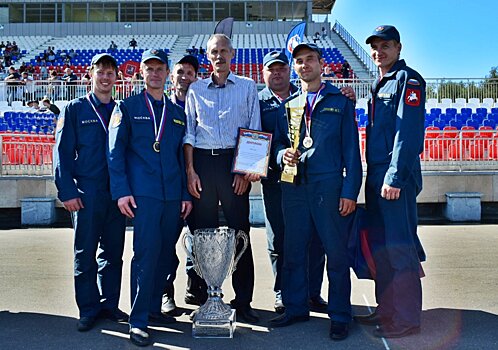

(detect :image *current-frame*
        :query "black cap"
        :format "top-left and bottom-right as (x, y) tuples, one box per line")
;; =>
(91, 53), (117, 67)
(177, 55), (199, 73)
(292, 43), (322, 58)
(366, 25), (401, 44)
(141, 49), (169, 65)
(263, 51), (289, 67)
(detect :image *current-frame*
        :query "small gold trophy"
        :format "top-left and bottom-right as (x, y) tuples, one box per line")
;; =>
(280, 92), (306, 183)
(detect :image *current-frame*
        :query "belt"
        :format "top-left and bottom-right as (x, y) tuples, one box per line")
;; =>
(194, 148), (235, 156)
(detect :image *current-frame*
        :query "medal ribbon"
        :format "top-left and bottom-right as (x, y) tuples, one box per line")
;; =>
(304, 83), (325, 139)
(144, 91), (167, 144)
(86, 94), (112, 134)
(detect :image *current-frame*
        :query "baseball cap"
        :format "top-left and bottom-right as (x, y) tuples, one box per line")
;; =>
(177, 55), (199, 73)
(263, 51), (289, 67)
(291, 43), (322, 58)
(91, 53), (117, 67)
(141, 49), (168, 65)
(366, 25), (401, 44)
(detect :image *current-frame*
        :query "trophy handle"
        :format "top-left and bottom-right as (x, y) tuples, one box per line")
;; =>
(182, 230), (203, 278)
(230, 230), (249, 276)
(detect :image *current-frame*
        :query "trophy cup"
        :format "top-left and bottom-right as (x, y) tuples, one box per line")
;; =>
(183, 227), (248, 338)
(281, 92), (307, 183)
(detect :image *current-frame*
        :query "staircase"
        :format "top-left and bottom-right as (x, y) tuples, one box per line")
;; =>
(328, 31), (373, 81)
(18, 37), (60, 67)
(169, 36), (194, 66)
(328, 21), (378, 81)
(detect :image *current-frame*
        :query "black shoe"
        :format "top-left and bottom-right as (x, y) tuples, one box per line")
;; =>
(269, 313), (309, 328)
(161, 295), (177, 315)
(98, 308), (129, 323)
(374, 324), (420, 338)
(129, 327), (150, 347)
(232, 304), (260, 323)
(274, 298), (285, 314)
(309, 296), (328, 313)
(184, 292), (207, 306)
(353, 312), (386, 326)
(77, 316), (96, 332)
(148, 312), (176, 326)
(329, 321), (349, 341)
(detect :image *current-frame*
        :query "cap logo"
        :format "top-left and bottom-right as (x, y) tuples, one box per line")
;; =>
(151, 49), (159, 54)
(375, 26), (384, 32)
(271, 52), (280, 58)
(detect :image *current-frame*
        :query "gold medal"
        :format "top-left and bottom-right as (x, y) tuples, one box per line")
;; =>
(303, 136), (313, 148)
(153, 141), (160, 153)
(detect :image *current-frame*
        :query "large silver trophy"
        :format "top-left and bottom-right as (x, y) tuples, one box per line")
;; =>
(183, 227), (248, 338)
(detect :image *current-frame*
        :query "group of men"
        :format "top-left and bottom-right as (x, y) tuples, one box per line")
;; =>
(53, 24), (426, 347)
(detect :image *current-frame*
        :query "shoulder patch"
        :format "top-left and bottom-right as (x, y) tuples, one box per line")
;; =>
(405, 88), (421, 107)
(56, 116), (64, 132)
(321, 107), (343, 114)
(110, 112), (122, 128)
(407, 79), (421, 86)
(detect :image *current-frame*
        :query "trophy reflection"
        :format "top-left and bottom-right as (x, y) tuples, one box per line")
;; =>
(281, 92), (306, 183)
(183, 227), (248, 338)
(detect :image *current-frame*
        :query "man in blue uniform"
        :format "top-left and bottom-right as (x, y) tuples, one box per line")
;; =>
(353, 25), (426, 339)
(269, 43), (362, 341)
(107, 49), (192, 347)
(162, 54), (199, 315)
(259, 50), (327, 314)
(54, 53), (127, 332)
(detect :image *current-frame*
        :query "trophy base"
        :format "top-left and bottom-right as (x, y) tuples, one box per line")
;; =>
(192, 309), (236, 338)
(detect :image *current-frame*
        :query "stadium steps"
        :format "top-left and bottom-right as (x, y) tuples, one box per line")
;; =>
(169, 36), (194, 66)
(18, 37), (55, 69)
(328, 31), (372, 81)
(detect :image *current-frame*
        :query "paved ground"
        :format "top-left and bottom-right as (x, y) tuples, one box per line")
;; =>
(1, 224), (498, 349)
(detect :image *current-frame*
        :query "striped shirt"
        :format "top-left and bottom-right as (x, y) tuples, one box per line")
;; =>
(184, 72), (261, 149)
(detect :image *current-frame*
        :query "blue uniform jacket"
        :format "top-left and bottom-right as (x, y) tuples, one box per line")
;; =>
(258, 83), (298, 184)
(107, 92), (190, 202)
(366, 59), (426, 190)
(273, 81), (362, 201)
(54, 93), (113, 202)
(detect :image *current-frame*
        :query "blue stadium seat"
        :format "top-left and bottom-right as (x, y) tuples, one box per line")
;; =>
(448, 119), (463, 129)
(465, 119), (479, 129)
(482, 118), (496, 129)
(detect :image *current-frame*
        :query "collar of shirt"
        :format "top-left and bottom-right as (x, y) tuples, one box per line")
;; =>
(89, 92), (115, 114)
(207, 71), (236, 88)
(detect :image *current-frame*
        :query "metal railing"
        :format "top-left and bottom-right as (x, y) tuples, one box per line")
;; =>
(2, 130), (497, 176)
(332, 21), (377, 78)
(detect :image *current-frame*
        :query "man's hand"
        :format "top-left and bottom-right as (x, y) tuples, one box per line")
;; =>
(181, 201), (193, 219)
(282, 148), (301, 166)
(381, 184), (401, 200)
(117, 195), (137, 218)
(187, 169), (202, 199)
(244, 173), (261, 182)
(232, 174), (249, 195)
(340, 86), (357, 103)
(62, 198), (83, 212)
(339, 198), (356, 216)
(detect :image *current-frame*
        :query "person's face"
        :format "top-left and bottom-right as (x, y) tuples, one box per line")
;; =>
(263, 62), (290, 92)
(293, 48), (324, 84)
(65, 68), (71, 75)
(171, 63), (197, 93)
(324, 66), (332, 74)
(28, 102), (39, 109)
(91, 64), (117, 96)
(370, 38), (401, 72)
(207, 37), (235, 74)
(141, 59), (169, 91)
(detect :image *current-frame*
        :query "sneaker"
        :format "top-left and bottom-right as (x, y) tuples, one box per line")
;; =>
(161, 295), (177, 315)
(98, 308), (129, 323)
(129, 327), (150, 347)
(77, 316), (96, 332)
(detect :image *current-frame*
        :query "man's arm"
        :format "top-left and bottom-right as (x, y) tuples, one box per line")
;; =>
(183, 88), (202, 199)
(340, 98), (362, 216)
(384, 72), (426, 191)
(53, 103), (80, 206)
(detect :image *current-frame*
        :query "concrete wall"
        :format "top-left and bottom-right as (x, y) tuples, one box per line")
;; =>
(2, 171), (497, 209)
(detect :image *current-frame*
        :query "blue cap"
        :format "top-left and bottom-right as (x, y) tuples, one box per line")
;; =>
(263, 51), (289, 67)
(366, 25), (400, 44)
(291, 43), (322, 58)
(91, 53), (117, 67)
(141, 49), (168, 65)
(177, 55), (199, 73)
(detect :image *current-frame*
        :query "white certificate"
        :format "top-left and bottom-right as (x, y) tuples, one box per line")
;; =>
(232, 128), (272, 178)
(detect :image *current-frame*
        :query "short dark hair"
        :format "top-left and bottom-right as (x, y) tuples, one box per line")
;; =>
(90, 56), (119, 75)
